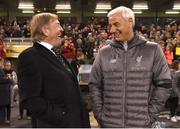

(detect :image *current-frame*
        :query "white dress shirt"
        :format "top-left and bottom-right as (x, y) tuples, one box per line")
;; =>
(39, 41), (55, 55)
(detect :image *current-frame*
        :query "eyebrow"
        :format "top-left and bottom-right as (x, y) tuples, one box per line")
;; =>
(114, 22), (120, 25)
(109, 22), (119, 26)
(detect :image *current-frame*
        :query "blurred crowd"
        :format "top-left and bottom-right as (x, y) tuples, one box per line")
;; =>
(0, 17), (180, 68)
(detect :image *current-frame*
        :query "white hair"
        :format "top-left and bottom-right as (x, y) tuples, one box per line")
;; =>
(107, 6), (135, 26)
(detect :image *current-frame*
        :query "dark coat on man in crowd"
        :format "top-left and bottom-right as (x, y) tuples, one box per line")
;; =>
(0, 69), (11, 106)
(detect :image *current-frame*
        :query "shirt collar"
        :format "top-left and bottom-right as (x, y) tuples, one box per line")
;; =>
(38, 41), (56, 55)
(39, 41), (53, 51)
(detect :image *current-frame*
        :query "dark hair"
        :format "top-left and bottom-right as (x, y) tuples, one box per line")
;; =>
(172, 60), (180, 70)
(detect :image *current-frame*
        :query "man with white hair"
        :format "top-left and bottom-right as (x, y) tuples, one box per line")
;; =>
(89, 6), (171, 128)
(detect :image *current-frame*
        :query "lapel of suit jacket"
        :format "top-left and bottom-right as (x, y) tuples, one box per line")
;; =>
(33, 43), (66, 70)
(33, 43), (83, 103)
(60, 54), (80, 84)
(33, 43), (79, 84)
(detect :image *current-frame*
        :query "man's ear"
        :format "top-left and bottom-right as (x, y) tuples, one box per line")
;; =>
(128, 18), (133, 27)
(42, 25), (49, 37)
(128, 18), (133, 23)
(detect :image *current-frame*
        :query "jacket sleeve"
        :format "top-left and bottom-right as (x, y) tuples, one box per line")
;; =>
(149, 44), (171, 123)
(89, 50), (103, 123)
(172, 71), (180, 104)
(17, 51), (68, 125)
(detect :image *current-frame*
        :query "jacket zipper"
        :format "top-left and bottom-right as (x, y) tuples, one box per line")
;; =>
(122, 41), (128, 127)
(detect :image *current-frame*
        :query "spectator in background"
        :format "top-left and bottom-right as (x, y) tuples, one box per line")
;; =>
(67, 17), (74, 26)
(159, 40), (166, 52)
(3, 60), (18, 105)
(77, 50), (86, 64)
(172, 60), (180, 122)
(70, 48), (86, 76)
(89, 6), (171, 128)
(89, 48), (98, 64)
(18, 101), (31, 120)
(3, 60), (19, 124)
(164, 44), (174, 66)
(0, 33), (6, 59)
(0, 57), (11, 124)
(23, 24), (31, 37)
(12, 25), (22, 37)
(61, 38), (76, 62)
(85, 34), (96, 60)
(0, 57), (5, 124)
(76, 33), (86, 53)
(175, 31), (180, 60)
(166, 60), (180, 122)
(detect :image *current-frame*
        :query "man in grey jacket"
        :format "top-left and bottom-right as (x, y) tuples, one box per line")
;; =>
(89, 6), (171, 128)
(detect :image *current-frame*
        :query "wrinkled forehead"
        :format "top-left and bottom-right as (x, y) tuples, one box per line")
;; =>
(49, 18), (59, 24)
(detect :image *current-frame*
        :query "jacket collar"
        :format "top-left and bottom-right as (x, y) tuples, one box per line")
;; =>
(33, 42), (63, 68)
(33, 42), (78, 83)
(110, 34), (147, 50)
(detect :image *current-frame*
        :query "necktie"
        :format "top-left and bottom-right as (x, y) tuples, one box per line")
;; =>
(51, 47), (71, 72)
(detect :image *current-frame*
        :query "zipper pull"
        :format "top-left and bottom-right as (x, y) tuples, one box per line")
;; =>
(123, 41), (128, 51)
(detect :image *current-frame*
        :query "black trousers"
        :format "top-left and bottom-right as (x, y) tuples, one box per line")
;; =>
(0, 106), (5, 123)
(19, 102), (30, 117)
(168, 97), (178, 117)
(5, 104), (11, 121)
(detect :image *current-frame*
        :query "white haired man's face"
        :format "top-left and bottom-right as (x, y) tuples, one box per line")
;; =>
(108, 13), (133, 42)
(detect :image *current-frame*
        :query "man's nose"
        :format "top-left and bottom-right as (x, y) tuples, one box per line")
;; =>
(110, 26), (115, 33)
(59, 25), (64, 31)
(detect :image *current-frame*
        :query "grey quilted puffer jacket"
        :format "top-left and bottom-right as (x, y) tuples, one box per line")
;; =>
(89, 35), (172, 128)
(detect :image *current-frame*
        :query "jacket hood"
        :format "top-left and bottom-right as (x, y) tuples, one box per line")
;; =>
(110, 35), (147, 50)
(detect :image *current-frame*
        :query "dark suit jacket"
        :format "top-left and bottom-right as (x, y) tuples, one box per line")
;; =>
(17, 43), (90, 128)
